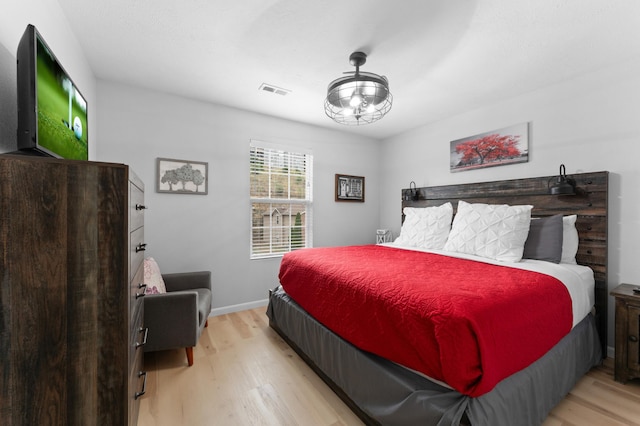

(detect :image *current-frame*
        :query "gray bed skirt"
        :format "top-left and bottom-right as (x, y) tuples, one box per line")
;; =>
(266, 286), (602, 426)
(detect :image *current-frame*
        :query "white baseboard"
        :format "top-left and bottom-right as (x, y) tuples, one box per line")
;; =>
(209, 299), (269, 317)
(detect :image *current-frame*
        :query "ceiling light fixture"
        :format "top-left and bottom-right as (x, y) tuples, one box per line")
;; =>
(324, 51), (392, 125)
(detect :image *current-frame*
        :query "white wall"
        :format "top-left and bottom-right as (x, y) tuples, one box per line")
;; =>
(379, 57), (640, 351)
(96, 80), (380, 312)
(0, 0), (98, 158)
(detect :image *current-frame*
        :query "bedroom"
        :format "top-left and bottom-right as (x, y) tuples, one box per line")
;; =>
(0, 0), (639, 424)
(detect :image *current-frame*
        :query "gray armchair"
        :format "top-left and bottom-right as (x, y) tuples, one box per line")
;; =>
(143, 271), (212, 366)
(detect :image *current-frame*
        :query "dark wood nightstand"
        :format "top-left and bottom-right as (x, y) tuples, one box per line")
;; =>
(611, 283), (640, 383)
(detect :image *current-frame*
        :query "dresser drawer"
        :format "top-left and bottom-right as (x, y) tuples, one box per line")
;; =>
(130, 261), (145, 318)
(128, 346), (145, 426)
(130, 303), (146, 365)
(130, 183), (145, 233)
(627, 305), (640, 375)
(130, 226), (145, 282)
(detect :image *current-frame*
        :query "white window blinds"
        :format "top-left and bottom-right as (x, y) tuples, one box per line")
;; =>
(250, 141), (313, 259)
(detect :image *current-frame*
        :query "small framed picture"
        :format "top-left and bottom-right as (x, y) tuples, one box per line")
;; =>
(335, 174), (365, 202)
(156, 158), (208, 194)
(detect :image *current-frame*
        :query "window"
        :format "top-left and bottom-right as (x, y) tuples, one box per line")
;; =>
(250, 141), (313, 259)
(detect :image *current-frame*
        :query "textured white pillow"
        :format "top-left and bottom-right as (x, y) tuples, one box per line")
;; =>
(395, 203), (453, 249)
(561, 215), (579, 264)
(444, 201), (533, 262)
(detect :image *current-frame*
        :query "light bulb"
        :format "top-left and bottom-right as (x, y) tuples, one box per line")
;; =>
(349, 92), (363, 108)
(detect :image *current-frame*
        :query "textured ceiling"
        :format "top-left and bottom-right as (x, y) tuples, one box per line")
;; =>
(56, 0), (640, 140)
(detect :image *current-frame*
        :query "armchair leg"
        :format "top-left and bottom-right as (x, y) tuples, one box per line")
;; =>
(205, 320), (208, 327)
(185, 347), (194, 366)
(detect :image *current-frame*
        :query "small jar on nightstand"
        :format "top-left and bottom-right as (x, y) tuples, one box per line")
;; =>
(376, 229), (392, 244)
(611, 283), (640, 383)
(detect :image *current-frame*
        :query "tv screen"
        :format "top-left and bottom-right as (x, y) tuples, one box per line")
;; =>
(17, 24), (88, 160)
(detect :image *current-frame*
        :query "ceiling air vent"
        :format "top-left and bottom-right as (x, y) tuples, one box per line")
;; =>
(259, 83), (291, 96)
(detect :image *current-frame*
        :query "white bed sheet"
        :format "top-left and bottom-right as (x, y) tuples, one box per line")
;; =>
(382, 242), (595, 328)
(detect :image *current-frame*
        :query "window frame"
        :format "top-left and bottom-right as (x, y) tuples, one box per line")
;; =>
(249, 140), (313, 259)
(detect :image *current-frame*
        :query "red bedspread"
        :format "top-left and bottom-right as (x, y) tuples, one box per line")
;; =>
(278, 245), (573, 397)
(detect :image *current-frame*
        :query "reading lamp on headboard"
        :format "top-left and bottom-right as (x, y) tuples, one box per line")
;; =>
(548, 164), (576, 195)
(408, 181), (419, 201)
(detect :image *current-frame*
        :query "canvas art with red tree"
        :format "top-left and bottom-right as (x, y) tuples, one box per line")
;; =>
(450, 123), (529, 172)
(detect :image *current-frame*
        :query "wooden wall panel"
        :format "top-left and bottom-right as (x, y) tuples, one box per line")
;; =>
(401, 171), (608, 280)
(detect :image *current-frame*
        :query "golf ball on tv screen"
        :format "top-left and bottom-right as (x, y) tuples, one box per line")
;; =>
(73, 116), (82, 139)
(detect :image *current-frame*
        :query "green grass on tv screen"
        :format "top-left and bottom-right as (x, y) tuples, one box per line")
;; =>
(36, 49), (88, 160)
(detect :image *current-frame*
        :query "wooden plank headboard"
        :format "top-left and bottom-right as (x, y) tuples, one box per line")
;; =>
(401, 171), (609, 354)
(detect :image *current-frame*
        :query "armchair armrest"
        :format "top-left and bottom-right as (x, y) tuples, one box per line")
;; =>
(162, 271), (211, 293)
(143, 291), (200, 351)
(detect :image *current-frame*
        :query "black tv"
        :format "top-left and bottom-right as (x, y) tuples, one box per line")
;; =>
(16, 24), (88, 160)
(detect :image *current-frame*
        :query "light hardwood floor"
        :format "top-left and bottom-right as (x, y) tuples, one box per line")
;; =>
(138, 308), (640, 426)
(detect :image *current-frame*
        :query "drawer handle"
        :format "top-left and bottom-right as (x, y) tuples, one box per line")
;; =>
(135, 204), (148, 210)
(135, 371), (147, 399)
(136, 283), (147, 299)
(629, 335), (638, 343)
(136, 243), (147, 252)
(136, 327), (149, 348)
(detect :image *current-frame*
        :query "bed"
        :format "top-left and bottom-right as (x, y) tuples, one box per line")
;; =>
(267, 171), (608, 425)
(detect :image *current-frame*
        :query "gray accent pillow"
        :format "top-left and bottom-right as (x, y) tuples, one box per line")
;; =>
(523, 214), (564, 263)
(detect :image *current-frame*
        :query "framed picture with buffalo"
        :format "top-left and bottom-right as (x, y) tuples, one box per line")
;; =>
(335, 174), (365, 202)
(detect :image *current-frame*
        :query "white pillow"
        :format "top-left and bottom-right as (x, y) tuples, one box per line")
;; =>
(561, 215), (579, 264)
(444, 201), (533, 262)
(395, 203), (453, 249)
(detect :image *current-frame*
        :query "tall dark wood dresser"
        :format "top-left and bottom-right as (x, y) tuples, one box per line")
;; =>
(0, 154), (146, 425)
